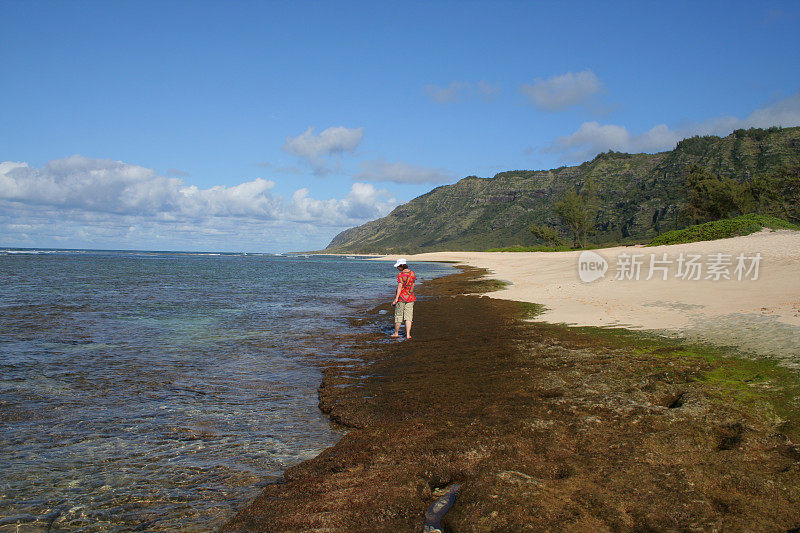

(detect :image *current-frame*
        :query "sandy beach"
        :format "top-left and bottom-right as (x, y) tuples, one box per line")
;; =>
(376, 229), (800, 362)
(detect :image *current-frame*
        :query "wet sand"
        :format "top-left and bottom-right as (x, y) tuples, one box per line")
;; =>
(224, 267), (800, 531)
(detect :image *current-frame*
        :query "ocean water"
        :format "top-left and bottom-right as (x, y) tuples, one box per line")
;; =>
(0, 250), (452, 531)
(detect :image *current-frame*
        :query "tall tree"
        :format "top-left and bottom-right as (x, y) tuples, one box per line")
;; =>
(555, 181), (599, 248)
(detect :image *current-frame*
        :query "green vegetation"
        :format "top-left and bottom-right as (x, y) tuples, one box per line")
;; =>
(486, 242), (612, 252)
(466, 278), (511, 294)
(514, 301), (548, 319)
(486, 244), (572, 252)
(529, 224), (564, 247)
(683, 163), (800, 225)
(748, 165), (800, 222)
(326, 126), (800, 254)
(648, 213), (799, 246)
(684, 165), (751, 223)
(663, 347), (800, 440)
(528, 320), (800, 441)
(555, 181), (599, 248)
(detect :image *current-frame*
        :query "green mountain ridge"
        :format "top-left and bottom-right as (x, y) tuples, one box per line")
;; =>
(326, 126), (800, 254)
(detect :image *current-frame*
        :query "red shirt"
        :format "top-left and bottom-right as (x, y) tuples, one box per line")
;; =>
(397, 270), (416, 302)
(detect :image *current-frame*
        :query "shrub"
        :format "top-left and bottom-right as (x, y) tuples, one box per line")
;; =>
(648, 214), (799, 246)
(530, 224), (564, 246)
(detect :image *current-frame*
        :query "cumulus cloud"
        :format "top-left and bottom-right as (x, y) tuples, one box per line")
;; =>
(424, 81), (501, 104)
(0, 155), (396, 251)
(545, 122), (678, 161)
(355, 159), (454, 184)
(520, 69), (602, 111)
(0, 155), (282, 218)
(282, 126), (364, 175)
(288, 182), (395, 222)
(545, 92), (800, 162)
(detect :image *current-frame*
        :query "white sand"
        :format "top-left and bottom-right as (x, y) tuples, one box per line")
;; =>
(376, 229), (800, 361)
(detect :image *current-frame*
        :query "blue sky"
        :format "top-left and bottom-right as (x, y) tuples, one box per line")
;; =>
(2, 0), (799, 252)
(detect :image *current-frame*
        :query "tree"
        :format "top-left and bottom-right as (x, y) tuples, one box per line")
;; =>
(748, 165), (800, 222)
(530, 224), (563, 247)
(684, 165), (753, 223)
(555, 181), (599, 248)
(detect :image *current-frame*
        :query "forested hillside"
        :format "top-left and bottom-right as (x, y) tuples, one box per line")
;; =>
(326, 127), (800, 253)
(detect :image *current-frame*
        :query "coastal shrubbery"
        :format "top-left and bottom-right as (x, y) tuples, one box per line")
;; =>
(485, 244), (573, 252)
(529, 224), (564, 247)
(648, 214), (799, 246)
(684, 164), (800, 225)
(684, 165), (750, 223)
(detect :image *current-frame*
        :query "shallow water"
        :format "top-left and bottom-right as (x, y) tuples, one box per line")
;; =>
(0, 251), (451, 531)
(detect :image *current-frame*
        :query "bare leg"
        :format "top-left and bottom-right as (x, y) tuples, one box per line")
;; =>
(405, 320), (412, 339)
(391, 322), (400, 338)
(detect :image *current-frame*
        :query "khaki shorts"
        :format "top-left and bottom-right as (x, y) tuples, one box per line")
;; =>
(394, 301), (414, 323)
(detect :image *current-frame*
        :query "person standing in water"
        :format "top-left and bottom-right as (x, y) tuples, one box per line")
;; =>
(391, 258), (416, 339)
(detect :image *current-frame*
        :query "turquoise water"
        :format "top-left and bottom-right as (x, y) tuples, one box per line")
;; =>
(0, 250), (451, 531)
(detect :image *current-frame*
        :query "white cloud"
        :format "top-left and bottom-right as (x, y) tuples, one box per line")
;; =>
(545, 92), (800, 162)
(520, 69), (602, 111)
(0, 155), (281, 218)
(744, 92), (800, 127)
(425, 81), (469, 104)
(0, 155), (396, 252)
(288, 182), (395, 223)
(282, 126), (364, 175)
(355, 159), (454, 184)
(545, 122), (679, 161)
(424, 81), (501, 104)
(476, 81), (501, 99)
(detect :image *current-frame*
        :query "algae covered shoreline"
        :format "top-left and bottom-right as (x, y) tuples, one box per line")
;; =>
(224, 266), (800, 531)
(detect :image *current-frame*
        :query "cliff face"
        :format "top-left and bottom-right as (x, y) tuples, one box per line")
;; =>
(326, 127), (800, 253)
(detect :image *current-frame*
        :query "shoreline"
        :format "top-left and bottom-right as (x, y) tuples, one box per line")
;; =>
(223, 266), (800, 531)
(372, 229), (800, 364)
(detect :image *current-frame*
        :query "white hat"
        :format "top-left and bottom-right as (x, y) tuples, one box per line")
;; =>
(393, 258), (407, 267)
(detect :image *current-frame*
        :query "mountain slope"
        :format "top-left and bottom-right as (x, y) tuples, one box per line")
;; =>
(326, 127), (800, 253)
